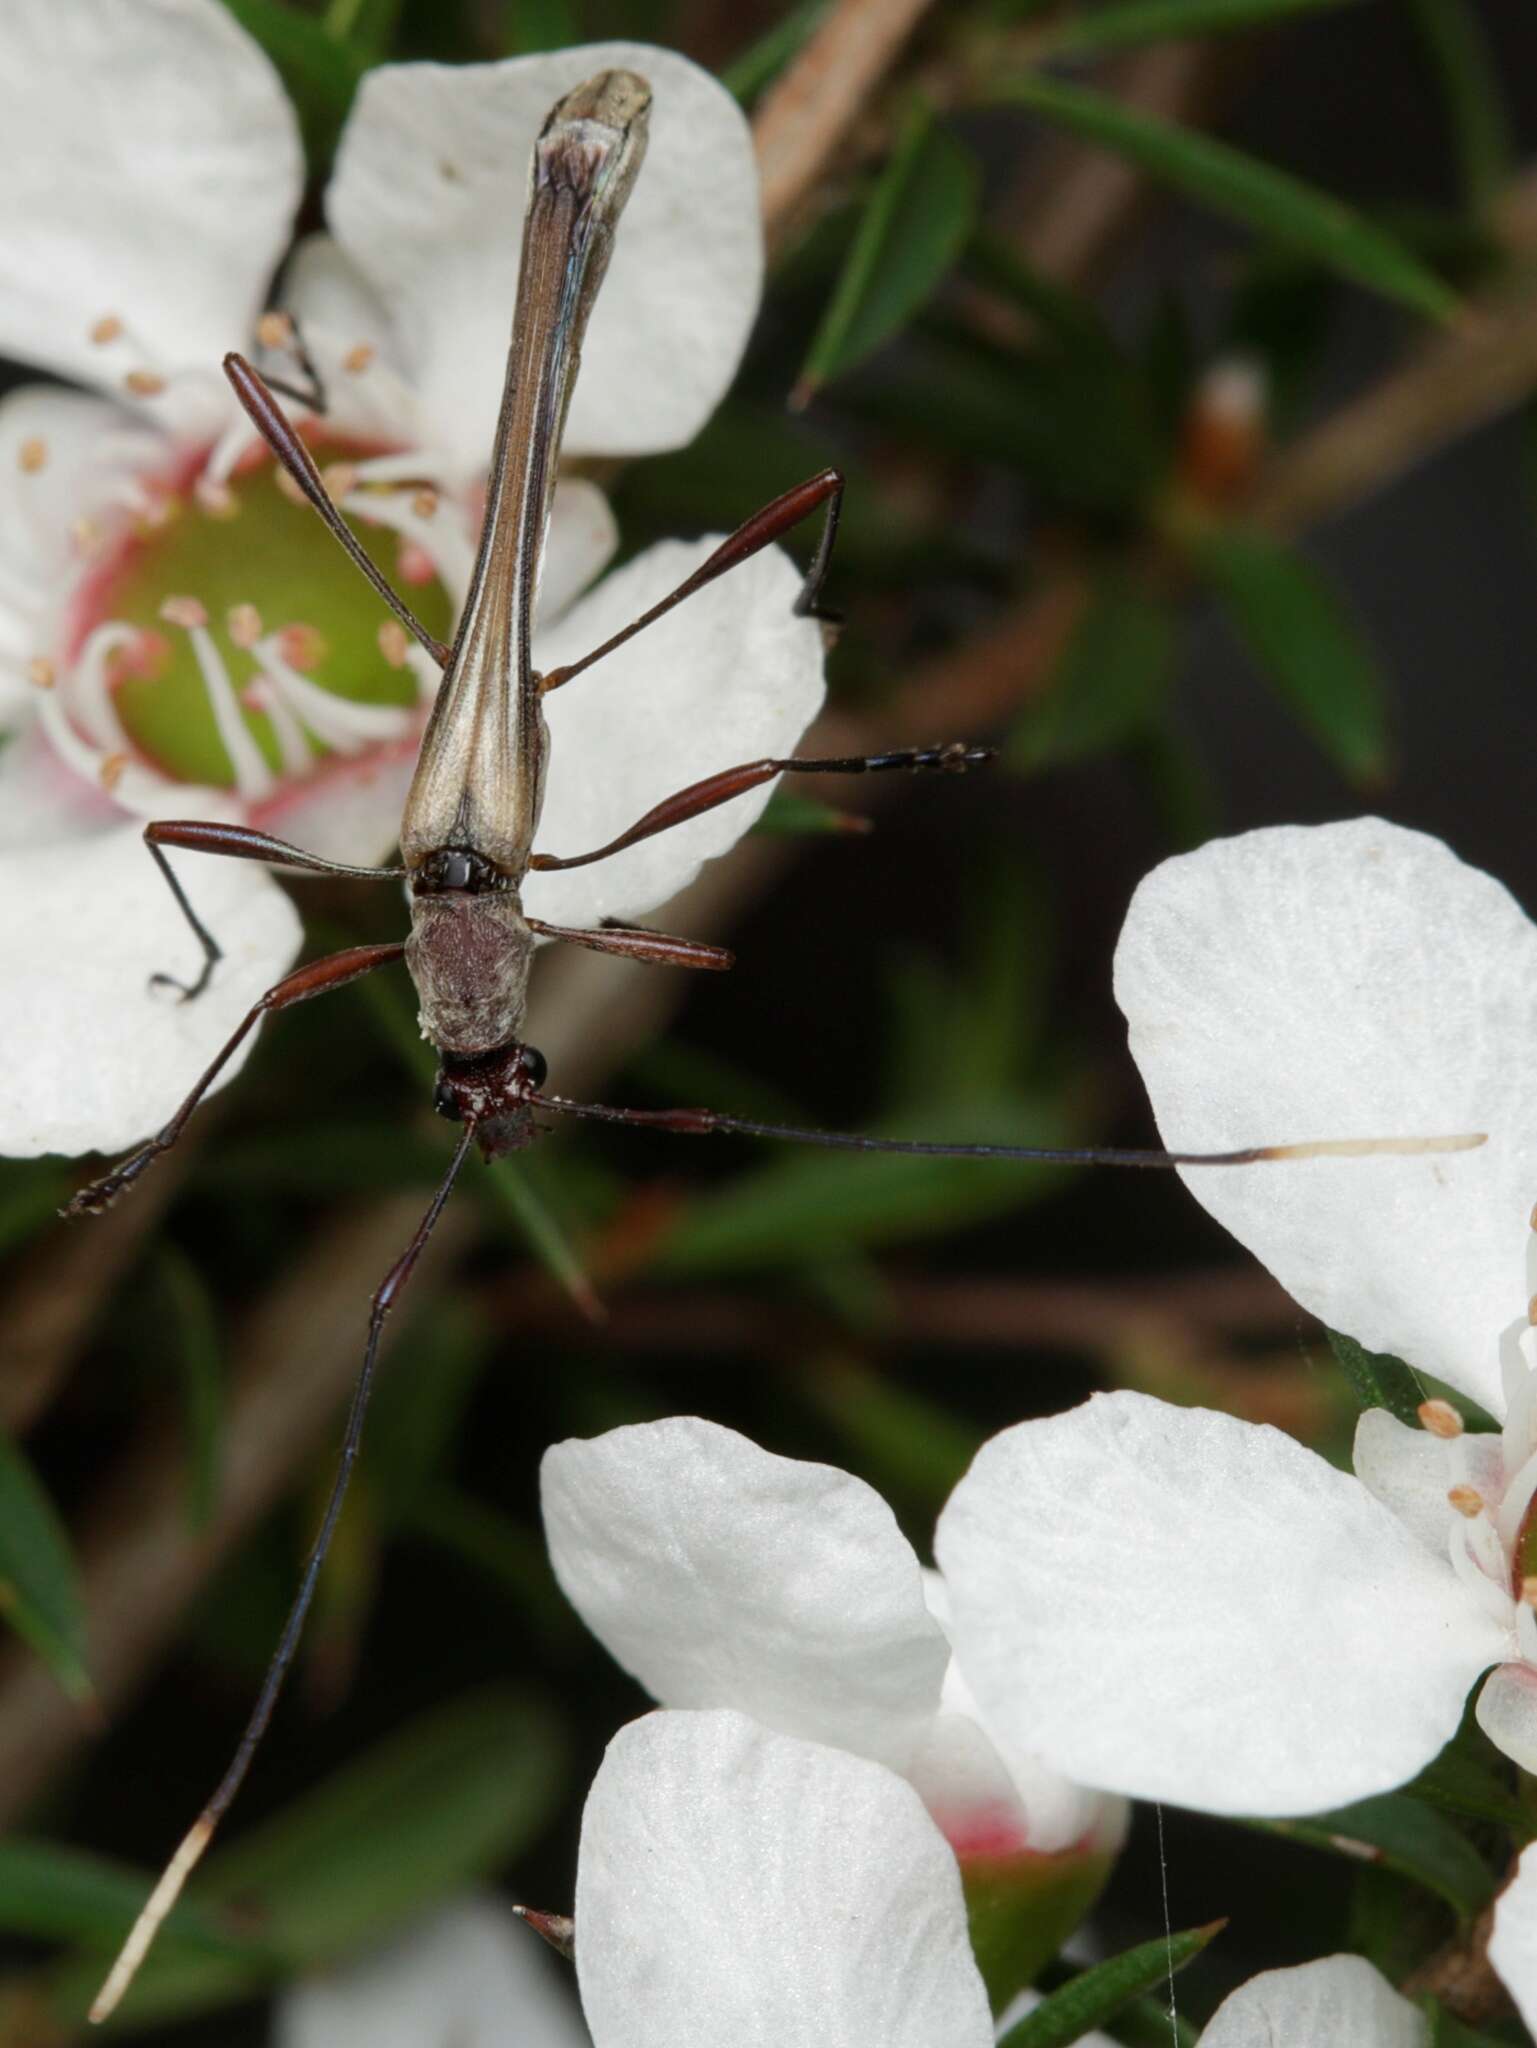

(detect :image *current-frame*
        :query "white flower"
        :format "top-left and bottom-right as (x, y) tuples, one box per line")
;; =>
(275, 1894), (586, 2048)
(0, 0), (820, 1158)
(576, 1709), (993, 2048)
(933, 820), (1537, 1822)
(542, 1417), (1125, 1884)
(1195, 1955), (1426, 2048)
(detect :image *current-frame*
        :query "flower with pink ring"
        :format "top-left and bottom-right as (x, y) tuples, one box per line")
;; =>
(541, 1416), (1126, 2005)
(0, 0), (819, 1161)
(934, 820), (1537, 1823)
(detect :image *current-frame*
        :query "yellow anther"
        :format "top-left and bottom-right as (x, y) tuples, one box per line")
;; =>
(1448, 1484), (1485, 1520)
(378, 620), (410, 669)
(194, 476), (238, 520)
(160, 595), (208, 631)
(1418, 1399), (1464, 1440)
(26, 657), (55, 689)
(256, 310), (295, 351)
(343, 342), (376, 373)
(124, 370), (167, 398)
(412, 487), (439, 520)
(17, 437), (46, 474)
(99, 752), (128, 793)
(227, 603), (263, 649)
(322, 462), (358, 500)
(89, 314), (123, 345)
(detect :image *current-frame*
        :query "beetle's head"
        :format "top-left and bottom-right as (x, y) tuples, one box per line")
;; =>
(432, 1040), (548, 1159)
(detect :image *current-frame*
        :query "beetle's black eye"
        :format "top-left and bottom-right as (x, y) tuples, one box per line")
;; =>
(433, 1079), (458, 1120)
(519, 1045), (548, 1089)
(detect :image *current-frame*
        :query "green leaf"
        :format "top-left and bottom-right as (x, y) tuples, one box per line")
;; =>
(52, 1687), (565, 2028)
(1326, 1329), (1425, 1428)
(0, 1161), (72, 1256)
(499, 0), (579, 55)
(1403, 1695), (1532, 1834)
(845, 324), (1162, 514)
(990, 73), (1458, 321)
(995, 1920), (1224, 2048)
(1009, 574), (1175, 771)
(0, 1424), (91, 1705)
(1192, 528), (1392, 782)
(963, 231), (1121, 357)
(1424, 2000), (1525, 2048)
(751, 789), (873, 837)
(723, 0), (828, 103)
(220, 0), (365, 171)
(321, 0), (401, 61)
(1262, 1792), (1495, 1918)
(1404, 0), (1512, 212)
(1043, 0), (1357, 57)
(153, 1248), (225, 1530)
(0, 1840), (246, 1953)
(795, 101), (981, 403)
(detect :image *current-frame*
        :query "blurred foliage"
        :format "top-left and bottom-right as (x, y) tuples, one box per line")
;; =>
(0, 0), (1531, 2038)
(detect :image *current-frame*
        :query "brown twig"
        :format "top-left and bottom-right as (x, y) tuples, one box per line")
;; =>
(753, 0), (940, 254)
(0, 1194), (471, 1829)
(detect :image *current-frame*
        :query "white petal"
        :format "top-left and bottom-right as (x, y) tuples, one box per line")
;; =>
(327, 45), (761, 480)
(255, 737), (422, 870)
(0, 821), (302, 1156)
(1352, 1410), (1457, 1556)
(934, 1392), (1505, 1816)
(541, 1418), (948, 1773)
(0, 0), (301, 396)
(1201, 1956), (1427, 2048)
(0, 385), (166, 704)
(280, 234), (423, 445)
(525, 539), (823, 929)
(0, 719), (120, 853)
(575, 1710), (992, 2048)
(1114, 820), (1537, 1419)
(917, 1573), (1125, 1855)
(1490, 1841), (1537, 2031)
(275, 1895), (588, 2048)
(538, 481), (619, 624)
(1475, 1660), (1537, 1771)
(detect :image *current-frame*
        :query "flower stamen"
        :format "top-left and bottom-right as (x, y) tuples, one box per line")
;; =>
(1419, 1399), (1463, 1439)
(159, 596), (275, 801)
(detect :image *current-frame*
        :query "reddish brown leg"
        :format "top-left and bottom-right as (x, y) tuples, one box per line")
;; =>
(146, 819), (403, 1001)
(531, 742), (992, 875)
(63, 943), (406, 1218)
(224, 353), (450, 668)
(527, 918), (733, 970)
(539, 469), (845, 697)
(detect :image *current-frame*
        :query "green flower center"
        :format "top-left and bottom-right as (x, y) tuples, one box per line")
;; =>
(75, 440), (454, 792)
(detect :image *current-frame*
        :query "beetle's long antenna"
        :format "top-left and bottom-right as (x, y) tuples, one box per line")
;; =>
(88, 1127), (475, 2025)
(534, 1094), (1486, 1166)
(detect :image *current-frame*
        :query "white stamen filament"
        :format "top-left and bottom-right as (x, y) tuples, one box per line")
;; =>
(172, 613), (276, 801)
(338, 485), (472, 598)
(250, 633), (416, 751)
(1448, 1517), (1516, 1620)
(245, 675), (314, 776)
(1498, 1448), (1537, 1557)
(69, 623), (138, 751)
(405, 640), (445, 704)
(1518, 1600), (1537, 1663)
(1506, 1358), (1537, 1473)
